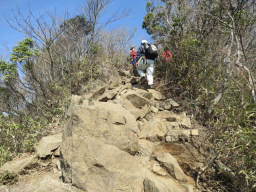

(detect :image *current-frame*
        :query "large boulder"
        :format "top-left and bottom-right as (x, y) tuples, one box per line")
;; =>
(63, 100), (139, 153)
(61, 136), (145, 191)
(137, 139), (155, 157)
(138, 119), (167, 142)
(0, 173), (81, 192)
(36, 133), (62, 159)
(116, 89), (152, 119)
(147, 89), (166, 100)
(61, 137), (192, 192)
(60, 96), (194, 192)
(155, 111), (192, 129)
(0, 156), (36, 175)
(155, 153), (192, 183)
(0, 77), (200, 192)
(143, 177), (193, 192)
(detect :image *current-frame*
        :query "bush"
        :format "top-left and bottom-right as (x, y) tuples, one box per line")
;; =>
(0, 116), (47, 166)
(0, 171), (17, 185)
(210, 97), (256, 191)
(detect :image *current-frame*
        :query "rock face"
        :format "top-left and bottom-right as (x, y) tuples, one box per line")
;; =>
(36, 133), (62, 158)
(0, 73), (201, 192)
(0, 156), (36, 175)
(155, 153), (190, 182)
(60, 81), (198, 192)
(0, 173), (82, 192)
(62, 101), (139, 156)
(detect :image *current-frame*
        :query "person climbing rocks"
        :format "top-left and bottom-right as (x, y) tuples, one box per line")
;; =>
(161, 47), (172, 63)
(129, 47), (137, 67)
(136, 40), (158, 89)
(161, 47), (173, 82)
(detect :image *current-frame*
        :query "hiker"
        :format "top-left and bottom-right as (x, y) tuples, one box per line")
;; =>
(129, 47), (137, 67)
(136, 40), (158, 88)
(161, 47), (172, 63)
(161, 47), (173, 82)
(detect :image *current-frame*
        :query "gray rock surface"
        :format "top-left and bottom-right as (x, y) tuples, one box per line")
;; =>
(36, 133), (62, 158)
(0, 156), (36, 175)
(156, 153), (189, 182)
(0, 74), (200, 192)
(0, 173), (81, 192)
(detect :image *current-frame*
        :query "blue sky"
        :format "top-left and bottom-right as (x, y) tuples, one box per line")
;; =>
(0, 0), (151, 58)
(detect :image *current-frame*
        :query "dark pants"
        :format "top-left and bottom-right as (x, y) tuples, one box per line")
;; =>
(131, 59), (136, 67)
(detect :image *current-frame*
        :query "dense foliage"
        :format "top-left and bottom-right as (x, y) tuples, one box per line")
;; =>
(143, 0), (256, 191)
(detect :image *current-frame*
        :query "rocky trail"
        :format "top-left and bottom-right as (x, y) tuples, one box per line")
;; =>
(0, 72), (207, 192)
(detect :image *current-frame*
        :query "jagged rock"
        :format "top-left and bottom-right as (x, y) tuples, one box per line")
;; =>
(63, 101), (139, 155)
(147, 89), (165, 100)
(155, 111), (191, 129)
(167, 130), (191, 137)
(176, 112), (191, 129)
(163, 103), (172, 110)
(137, 139), (155, 156)
(166, 135), (178, 143)
(165, 131), (190, 143)
(140, 92), (154, 100)
(61, 136), (145, 191)
(0, 186), (8, 191)
(191, 129), (199, 136)
(160, 98), (180, 110)
(61, 137), (192, 192)
(3, 75), (200, 192)
(119, 89), (128, 96)
(166, 122), (180, 130)
(108, 77), (123, 88)
(150, 106), (159, 113)
(152, 162), (168, 176)
(155, 153), (191, 182)
(0, 156), (36, 175)
(139, 119), (167, 142)
(36, 133), (62, 159)
(89, 86), (107, 100)
(182, 184), (194, 192)
(119, 91), (151, 119)
(98, 90), (117, 102)
(98, 84), (132, 102)
(118, 70), (131, 77)
(0, 173), (82, 192)
(126, 93), (150, 109)
(143, 178), (191, 192)
(53, 147), (60, 157)
(52, 158), (61, 170)
(129, 88), (153, 100)
(144, 178), (170, 192)
(165, 129), (199, 142)
(166, 98), (180, 107)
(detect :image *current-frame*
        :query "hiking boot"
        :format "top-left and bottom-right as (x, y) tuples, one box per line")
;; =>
(140, 76), (147, 85)
(130, 77), (138, 85)
(147, 84), (154, 89)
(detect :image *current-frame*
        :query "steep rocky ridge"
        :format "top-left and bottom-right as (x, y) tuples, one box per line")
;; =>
(0, 73), (206, 192)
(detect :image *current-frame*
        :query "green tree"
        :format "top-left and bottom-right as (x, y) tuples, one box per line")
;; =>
(60, 15), (92, 38)
(10, 38), (38, 65)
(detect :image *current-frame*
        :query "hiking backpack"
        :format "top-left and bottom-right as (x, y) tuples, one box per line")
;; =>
(144, 43), (158, 60)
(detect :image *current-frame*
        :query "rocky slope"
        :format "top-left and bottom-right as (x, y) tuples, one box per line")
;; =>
(0, 74), (205, 192)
